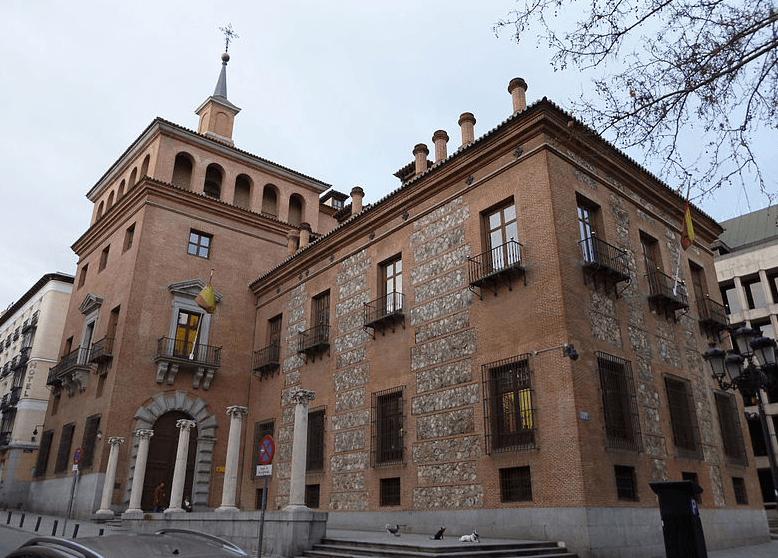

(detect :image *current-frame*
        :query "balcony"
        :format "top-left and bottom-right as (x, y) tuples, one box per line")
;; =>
(697, 296), (728, 335)
(253, 343), (280, 379)
(47, 347), (92, 394)
(297, 324), (330, 362)
(0, 431), (11, 448)
(364, 293), (405, 337)
(468, 240), (526, 298)
(154, 337), (221, 390)
(12, 347), (30, 370)
(89, 336), (114, 364)
(646, 269), (689, 319)
(580, 235), (630, 295)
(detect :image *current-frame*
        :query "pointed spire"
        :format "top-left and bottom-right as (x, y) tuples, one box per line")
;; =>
(213, 52), (230, 99)
(195, 50), (241, 145)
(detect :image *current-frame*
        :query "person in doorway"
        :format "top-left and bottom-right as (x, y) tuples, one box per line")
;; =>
(153, 482), (166, 512)
(183, 495), (193, 512)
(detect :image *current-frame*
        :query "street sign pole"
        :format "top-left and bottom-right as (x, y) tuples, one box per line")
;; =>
(63, 448), (83, 536)
(257, 475), (268, 558)
(256, 435), (274, 558)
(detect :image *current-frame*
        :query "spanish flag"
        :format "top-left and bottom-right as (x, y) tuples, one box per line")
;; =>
(195, 270), (216, 314)
(681, 202), (695, 250)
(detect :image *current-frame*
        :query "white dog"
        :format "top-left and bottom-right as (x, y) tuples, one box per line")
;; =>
(459, 530), (480, 543)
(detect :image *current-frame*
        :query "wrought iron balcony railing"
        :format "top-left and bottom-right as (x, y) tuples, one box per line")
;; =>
(155, 337), (221, 368)
(0, 431), (11, 447)
(646, 269), (689, 314)
(468, 240), (526, 297)
(580, 235), (630, 283)
(253, 342), (280, 376)
(89, 336), (114, 363)
(297, 324), (330, 359)
(697, 296), (728, 333)
(47, 347), (92, 386)
(364, 292), (405, 334)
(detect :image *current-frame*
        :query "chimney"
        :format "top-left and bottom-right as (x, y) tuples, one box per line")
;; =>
(432, 130), (449, 163)
(350, 186), (364, 214)
(287, 230), (300, 256)
(413, 144), (429, 175)
(458, 113), (476, 147)
(299, 222), (311, 248)
(508, 78), (528, 113)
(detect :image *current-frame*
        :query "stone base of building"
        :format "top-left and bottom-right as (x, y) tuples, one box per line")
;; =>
(26, 472), (103, 519)
(326, 506), (770, 558)
(121, 507), (327, 557)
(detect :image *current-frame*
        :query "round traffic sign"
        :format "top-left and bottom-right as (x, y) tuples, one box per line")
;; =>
(258, 435), (275, 465)
(73, 447), (83, 465)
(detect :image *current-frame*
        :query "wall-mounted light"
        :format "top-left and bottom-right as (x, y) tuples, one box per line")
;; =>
(96, 430), (103, 440)
(31, 424), (44, 442)
(532, 343), (579, 361)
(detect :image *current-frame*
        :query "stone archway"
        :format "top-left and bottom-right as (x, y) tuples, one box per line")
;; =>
(124, 390), (218, 509)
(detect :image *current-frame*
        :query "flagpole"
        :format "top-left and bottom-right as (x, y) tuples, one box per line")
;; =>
(673, 183), (693, 296)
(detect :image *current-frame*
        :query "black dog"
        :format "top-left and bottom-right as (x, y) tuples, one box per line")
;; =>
(430, 526), (446, 540)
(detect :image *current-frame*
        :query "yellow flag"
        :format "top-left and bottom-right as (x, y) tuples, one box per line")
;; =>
(681, 202), (694, 250)
(195, 274), (216, 314)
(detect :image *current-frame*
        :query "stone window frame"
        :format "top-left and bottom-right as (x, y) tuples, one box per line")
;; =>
(371, 386), (405, 467)
(664, 374), (703, 459)
(482, 353), (536, 454)
(596, 351), (643, 452)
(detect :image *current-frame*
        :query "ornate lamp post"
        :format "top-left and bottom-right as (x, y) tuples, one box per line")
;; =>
(703, 325), (778, 502)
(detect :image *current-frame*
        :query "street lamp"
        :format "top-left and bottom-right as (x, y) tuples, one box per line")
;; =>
(703, 326), (778, 503)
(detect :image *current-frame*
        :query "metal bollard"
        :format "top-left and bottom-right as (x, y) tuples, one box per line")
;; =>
(35, 516), (42, 532)
(19, 514), (25, 528)
(51, 520), (58, 536)
(6, 511), (10, 525)
(73, 524), (79, 539)
(99, 528), (104, 536)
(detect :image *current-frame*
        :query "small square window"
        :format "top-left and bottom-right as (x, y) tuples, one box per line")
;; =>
(380, 477), (400, 506)
(99, 245), (110, 271)
(615, 465), (638, 501)
(682, 471), (701, 503)
(500, 466), (532, 502)
(732, 477), (748, 504)
(187, 230), (212, 259)
(305, 484), (320, 508)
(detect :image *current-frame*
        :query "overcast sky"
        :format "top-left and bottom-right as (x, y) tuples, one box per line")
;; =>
(1, 0), (774, 309)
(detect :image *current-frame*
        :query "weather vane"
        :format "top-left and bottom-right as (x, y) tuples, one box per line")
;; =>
(219, 24), (239, 52)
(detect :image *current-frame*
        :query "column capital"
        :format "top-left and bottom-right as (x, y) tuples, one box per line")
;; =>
(108, 436), (125, 446)
(134, 429), (154, 439)
(226, 405), (248, 418)
(176, 419), (197, 431)
(291, 389), (315, 404)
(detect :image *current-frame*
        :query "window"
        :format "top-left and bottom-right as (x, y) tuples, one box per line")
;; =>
(268, 315), (282, 347)
(99, 245), (110, 271)
(732, 477), (748, 504)
(306, 408), (325, 473)
(261, 185), (278, 216)
(372, 387), (404, 466)
(577, 196), (599, 262)
(54, 423), (76, 473)
(204, 164), (223, 198)
(77, 265), (88, 289)
(187, 230), (212, 258)
(305, 484), (320, 508)
(767, 270), (778, 305)
(251, 420), (274, 479)
(172, 153), (194, 190)
(688, 261), (707, 303)
(81, 414), (101, 469)
(614, 465), (638, 501)
(34, 430), (54, 477)
(640, 232), (661, 273)
(665, 376), (702, 458)
(123, 223), (135, 252)
(381, 256), (403, 313)
(483, 355), (535, 453)
(715, 392), (748, 466)
(174, 310), (201, 358)
(597, 352), (643, 451)
(484, 201), (519, 270)
(720, 282), (742, 314)
(743, 277), (767, 310)
(380, 477), (401, 506)
(682, 471), (701, 503)
(500, 466), (532, 502)
(312, 291), (330, 331)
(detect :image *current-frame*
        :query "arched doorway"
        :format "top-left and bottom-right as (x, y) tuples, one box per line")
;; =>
(141, 411), (197, 511)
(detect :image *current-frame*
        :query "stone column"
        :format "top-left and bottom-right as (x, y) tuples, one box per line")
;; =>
(287, 389), (315, 508)
(166, 419), (197, 512)
(95, 437), (124, 518)
(126, 429), (153, 514)
(216, 406), (248, 512)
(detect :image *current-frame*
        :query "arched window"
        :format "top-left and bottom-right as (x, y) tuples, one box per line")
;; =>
(288, 194), (304, 226)
(117, 180), (125, 199)
(172, 153), (194, 190)
(204, 164), (223, 199)
(262, 184), (278, 217)
(234, 174), (251, 209)
(107, 191), (115, 209)
(140, 154), (150, 178)
(96, 201), (105, 220)
(129, 168), (138, 189)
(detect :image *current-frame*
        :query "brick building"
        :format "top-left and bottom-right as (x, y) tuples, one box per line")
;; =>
(26, 50), (770, 556)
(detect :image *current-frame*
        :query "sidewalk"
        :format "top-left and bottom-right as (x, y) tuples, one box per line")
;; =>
(1, 509), (126, 540)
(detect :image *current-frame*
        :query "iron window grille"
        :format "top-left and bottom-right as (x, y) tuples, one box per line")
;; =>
(380, 477), (401, 506)
(306, 408), (325, 473)
(371, 387), (405, 467)
(665, 376), (702, 459)
(614, 465), (639, 501)
(500, 466), (533, 502)
(714, 392), (749, 466)
(596, 352), (643, 452)
(482, 354), (536, 454)
(305, 484), (321, 508)
(732, 477), (748, 504)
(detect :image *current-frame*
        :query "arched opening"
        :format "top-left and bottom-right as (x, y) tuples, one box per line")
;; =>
(96, 201), (105, 220)
(204, 164), (223, 199)
(107, 191), (115, 209)
(117, 180), (125, 199)
(233, 174), (252, 209)
(141, 410), (197, 511)
(171, 153), (194, 190)
(262, 184), (278, 217)
(140, 154), (150, 178)
(129, 168), (138, 190)
(288, 194), (304, 226)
